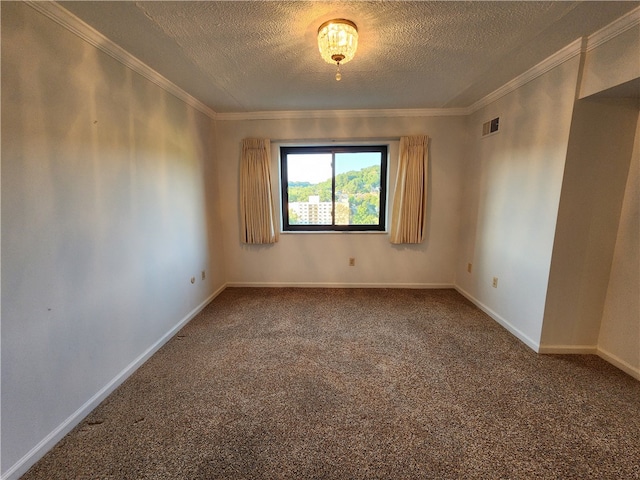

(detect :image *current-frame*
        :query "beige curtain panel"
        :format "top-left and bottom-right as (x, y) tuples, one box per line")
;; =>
(390, 135), (430, 244)
(240, 138), (279, 244)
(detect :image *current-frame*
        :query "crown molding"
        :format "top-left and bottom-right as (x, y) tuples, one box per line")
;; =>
(24, 2), (638, 123)
(586, 5), (640, 52)
(25, 1), (218, 121)
(468, 7), (640, 114)
(468, 37), (584, 114)
(215, 107), (470, 121)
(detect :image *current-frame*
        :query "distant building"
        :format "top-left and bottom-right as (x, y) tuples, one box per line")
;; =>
(289, 196), (349, 225)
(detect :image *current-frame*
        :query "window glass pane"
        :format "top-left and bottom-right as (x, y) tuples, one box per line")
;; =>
(281, 145), (387, 232)
(334, 152), (382, 225)
(286, 154), (332, 225)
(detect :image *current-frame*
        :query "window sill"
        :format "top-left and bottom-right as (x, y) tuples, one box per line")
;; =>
(280, 230), (389, 235)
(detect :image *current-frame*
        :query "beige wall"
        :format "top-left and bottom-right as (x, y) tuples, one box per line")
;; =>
(538, 15), (640, 373)
(541, 98), (638, 351)
(3, 3), (639, 480)
(581, 24), (640, 99)
(215, 115), (467, 287)
(455, 57), (582, 349)
(598, 113), (640, 377)
(1, 3), (223, 477)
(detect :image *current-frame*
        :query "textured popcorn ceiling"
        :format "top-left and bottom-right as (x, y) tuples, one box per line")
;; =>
(60, 1), (638, 113)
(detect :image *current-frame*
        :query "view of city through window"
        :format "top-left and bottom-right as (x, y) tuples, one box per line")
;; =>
(281, 146), (387, 231)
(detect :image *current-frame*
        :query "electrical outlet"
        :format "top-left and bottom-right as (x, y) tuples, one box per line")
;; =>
(349, 258), (356, 267)
(201, 270), (206, 280)
(467, 263), (472, 273)
(492, 277), (498, 288)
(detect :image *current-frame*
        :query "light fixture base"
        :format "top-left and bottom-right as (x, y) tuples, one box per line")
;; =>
(317, 18), (358, 81)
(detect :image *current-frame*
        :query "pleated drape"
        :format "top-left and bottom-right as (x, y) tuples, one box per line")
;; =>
(239, 138), (279, 244)
(390, 135), (429, 244)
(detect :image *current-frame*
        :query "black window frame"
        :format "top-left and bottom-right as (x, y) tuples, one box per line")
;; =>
(280, 145), (388, 232)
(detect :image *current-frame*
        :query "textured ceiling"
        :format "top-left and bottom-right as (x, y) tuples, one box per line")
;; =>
(59, 1), (639, 113)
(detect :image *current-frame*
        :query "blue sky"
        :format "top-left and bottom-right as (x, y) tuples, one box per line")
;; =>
(287, 152), (381, 184)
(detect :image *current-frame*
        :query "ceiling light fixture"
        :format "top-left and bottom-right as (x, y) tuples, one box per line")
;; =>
(317, 19), (358, 81)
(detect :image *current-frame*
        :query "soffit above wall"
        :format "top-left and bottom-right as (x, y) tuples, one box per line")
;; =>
(58, 1), (639, 114)
(590, 78), (640, 99)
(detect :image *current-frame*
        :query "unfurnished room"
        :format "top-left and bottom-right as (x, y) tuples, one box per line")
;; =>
(2, 1), (639, 479)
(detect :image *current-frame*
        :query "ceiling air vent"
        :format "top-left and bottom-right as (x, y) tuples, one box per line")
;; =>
(482, 117), (500, 137)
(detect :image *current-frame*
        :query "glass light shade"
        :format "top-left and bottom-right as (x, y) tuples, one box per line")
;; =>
(317, 19), (358, 65)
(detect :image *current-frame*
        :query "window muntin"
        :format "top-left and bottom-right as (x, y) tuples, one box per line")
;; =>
(281, 145), (388, 231)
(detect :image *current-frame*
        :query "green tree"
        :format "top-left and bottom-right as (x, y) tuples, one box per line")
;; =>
(351, 192), (380, 224)
(288, 209), (301, 224)
(287, 164), (381, 224)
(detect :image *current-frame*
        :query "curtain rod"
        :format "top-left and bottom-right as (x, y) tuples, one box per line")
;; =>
(271, 137), (401, 144)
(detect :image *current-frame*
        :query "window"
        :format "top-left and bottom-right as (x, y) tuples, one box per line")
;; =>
(280, 145), (388, 231)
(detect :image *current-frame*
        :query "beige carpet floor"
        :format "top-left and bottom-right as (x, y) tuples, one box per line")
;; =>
(22, 288), (640, 479)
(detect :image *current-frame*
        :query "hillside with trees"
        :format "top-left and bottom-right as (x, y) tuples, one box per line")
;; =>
(288, 165), (381, 225)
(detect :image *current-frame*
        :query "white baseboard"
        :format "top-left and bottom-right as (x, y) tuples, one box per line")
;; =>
(1, 284), (226, 480)
(537, 345), (639, 380)
(537, 345), (598, 354)
(225, 281), (455, 289)
(597, 347), (640, 381)
(454, 286), (541, 352)
(6, 282), (635, 479)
